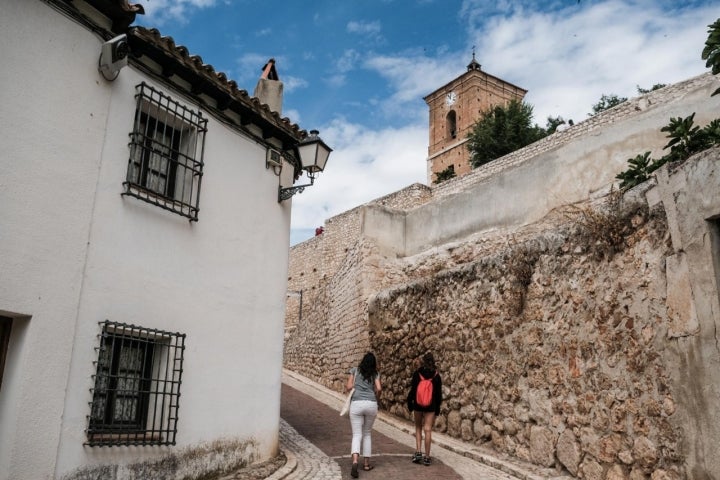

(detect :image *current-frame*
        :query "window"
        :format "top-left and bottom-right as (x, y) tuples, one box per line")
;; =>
(124, 82), (208, 221)
(86, 321), (186, 447)
(446, 110), (457, 139)
(0, 316), (11, 391)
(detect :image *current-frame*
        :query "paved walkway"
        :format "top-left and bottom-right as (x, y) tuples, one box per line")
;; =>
(274, 370), (573, 480)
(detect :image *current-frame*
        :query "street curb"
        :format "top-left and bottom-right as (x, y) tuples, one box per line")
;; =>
(266, 448), (298, 480)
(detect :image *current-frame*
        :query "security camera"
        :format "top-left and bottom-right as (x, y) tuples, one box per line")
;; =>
(99, 34), (129, 81)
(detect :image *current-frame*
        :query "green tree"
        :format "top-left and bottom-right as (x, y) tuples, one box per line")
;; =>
(636, 84), (666, 94)
(588, 94), (628, 116)
(433, 165), (456, 184)
(467, 100), (547, 168)
(545, 116), (566, 135)
(702, 18), (720, 95)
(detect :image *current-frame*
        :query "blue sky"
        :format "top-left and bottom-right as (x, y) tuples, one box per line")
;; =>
(132, 0), (720, 245)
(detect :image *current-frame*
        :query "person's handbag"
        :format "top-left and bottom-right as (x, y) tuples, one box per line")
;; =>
(340, 389), (354, 416)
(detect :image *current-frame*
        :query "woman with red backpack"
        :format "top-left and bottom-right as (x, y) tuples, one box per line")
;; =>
(406, 351), (442, 466)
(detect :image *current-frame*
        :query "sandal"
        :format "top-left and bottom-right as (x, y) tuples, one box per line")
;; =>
(351, 462), (359, 478)
(363, 464), (374, 471)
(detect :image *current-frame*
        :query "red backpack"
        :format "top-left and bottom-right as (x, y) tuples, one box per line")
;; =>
(416, 372), (436, 407)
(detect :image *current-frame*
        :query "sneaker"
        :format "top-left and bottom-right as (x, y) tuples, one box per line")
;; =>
(412, 451), (423, 463)
(423, 456), (432, 466)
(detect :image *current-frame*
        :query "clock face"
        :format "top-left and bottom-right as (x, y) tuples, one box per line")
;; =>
(445, 91), (457, 106)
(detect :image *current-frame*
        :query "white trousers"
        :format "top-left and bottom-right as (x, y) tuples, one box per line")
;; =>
(349, 400), (378, 457)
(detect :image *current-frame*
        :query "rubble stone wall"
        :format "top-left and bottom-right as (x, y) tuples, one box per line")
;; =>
(368, 197), (683, 479)
(283, 71), (720, 478)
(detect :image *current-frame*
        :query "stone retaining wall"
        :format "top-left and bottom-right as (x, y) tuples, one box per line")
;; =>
(283, 72), (720, 478)
(368, 194), (681, 479)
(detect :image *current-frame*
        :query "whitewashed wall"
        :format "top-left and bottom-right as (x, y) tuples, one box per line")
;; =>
(0, 1), (292, 479)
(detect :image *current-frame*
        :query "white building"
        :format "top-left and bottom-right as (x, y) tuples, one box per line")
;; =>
(0, 1), (329, 479)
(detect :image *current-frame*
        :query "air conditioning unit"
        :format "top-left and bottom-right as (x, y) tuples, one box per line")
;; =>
(266, 148), (283, 168)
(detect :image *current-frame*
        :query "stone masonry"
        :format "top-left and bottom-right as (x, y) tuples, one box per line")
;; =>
(283, 73), (720, 479)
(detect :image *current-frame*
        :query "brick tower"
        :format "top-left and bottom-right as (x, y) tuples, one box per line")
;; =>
(424, 54), (527, 184)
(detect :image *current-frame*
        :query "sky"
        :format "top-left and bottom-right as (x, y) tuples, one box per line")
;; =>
(131, 0), (720, 245)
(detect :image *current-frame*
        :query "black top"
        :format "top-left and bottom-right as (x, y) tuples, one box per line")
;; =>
(406, 367), (442, 415)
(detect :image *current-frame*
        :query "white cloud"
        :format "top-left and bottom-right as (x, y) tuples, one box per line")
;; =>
(235, 53), (289, 85)
(337, 49), (362, 73)
(463, 0), (718, 123)
(134, 0), (218, 24)
(347, 20), (384, 43)
(290, 119), (428, 232)
(282, 76), (309, 93)
(361, 52), (465, 122)
(284, 109), (301, 124)
(347, 20), (382, 35)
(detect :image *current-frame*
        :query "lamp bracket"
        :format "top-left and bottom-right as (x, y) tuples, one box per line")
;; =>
(279, 183), (312, 202)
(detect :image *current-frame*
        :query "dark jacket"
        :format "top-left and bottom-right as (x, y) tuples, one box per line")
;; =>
(406, 367), (442, 415)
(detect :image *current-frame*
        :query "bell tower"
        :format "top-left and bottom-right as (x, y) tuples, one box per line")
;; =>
(424, 54), (527, 184)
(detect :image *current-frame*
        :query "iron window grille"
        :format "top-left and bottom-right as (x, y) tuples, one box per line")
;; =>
(86, 320), (186, 447)
(124, 82), (207, 221)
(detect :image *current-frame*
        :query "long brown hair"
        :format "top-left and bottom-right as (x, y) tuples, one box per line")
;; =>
(358, 352), (378, 382)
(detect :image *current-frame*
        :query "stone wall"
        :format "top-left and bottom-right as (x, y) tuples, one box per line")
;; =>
(285, 183), (431, 361)
(284, 184), (434, 388)
(368, 192), (681, 479)
(285, 238), (372, 389)
(283, 72), (720, 478)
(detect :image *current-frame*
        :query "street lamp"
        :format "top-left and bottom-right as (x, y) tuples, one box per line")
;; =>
(278, 130), (332, 202)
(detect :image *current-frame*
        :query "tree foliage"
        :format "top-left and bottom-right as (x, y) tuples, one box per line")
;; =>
(616, 114), (720, 189)
(433, 165), (456, 184)
(702, 18), (720, 95)
(616, 17), (720, 189)
(467, 100), (547, 168)
(636, 84), (667, 94)
(545, 116), (566, 135)
(588, 94), (627, 116)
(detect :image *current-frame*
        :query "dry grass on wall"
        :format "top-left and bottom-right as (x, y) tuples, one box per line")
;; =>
(368, 202), (684, 479)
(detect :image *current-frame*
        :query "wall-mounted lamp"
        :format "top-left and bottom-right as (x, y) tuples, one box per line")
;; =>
(275, 130), (332, 202)
(99, 34), (129, 81)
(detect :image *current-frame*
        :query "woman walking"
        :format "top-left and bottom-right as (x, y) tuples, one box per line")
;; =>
(407, 352), (442, 466)
(346, 352), (382, 478)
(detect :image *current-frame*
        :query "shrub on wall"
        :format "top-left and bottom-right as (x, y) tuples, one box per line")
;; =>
(616, 113), (720, 189)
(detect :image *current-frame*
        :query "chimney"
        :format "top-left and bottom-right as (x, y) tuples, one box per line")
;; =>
(253, 58), (283, 114)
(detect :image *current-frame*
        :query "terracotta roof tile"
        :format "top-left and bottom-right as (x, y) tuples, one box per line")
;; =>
(129, 26), (303, 141)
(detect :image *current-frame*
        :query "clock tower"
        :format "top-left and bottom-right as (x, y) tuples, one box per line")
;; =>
(424, 54), (527, 183)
